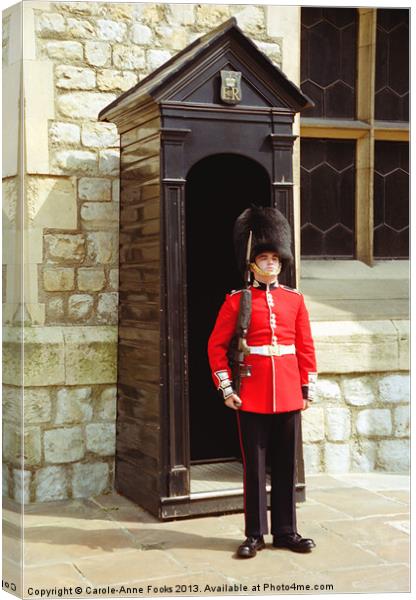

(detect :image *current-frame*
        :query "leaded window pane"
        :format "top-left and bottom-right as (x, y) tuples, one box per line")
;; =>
(374, 141), (409, 258)
(301, 8), (357, 119)
(301, 139), (356, 257)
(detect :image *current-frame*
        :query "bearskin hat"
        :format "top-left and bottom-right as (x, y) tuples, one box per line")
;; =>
(233, 205), (293, 274)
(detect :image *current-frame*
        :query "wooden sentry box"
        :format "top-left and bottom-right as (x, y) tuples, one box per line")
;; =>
(99, 18), (312, 520)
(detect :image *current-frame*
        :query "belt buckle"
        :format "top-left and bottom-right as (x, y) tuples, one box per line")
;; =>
(270, 345), (279, 357)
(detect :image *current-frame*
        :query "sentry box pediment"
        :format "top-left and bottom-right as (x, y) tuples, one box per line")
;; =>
(99, 18), (312, 520)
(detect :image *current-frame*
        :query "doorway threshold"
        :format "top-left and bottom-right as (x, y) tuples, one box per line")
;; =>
(190, 460), (271, 499)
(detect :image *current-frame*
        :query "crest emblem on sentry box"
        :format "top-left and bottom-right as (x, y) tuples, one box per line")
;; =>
(220, 70), (242, 105)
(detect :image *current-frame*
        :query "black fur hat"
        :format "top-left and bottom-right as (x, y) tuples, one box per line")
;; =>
(233, 205), (293, 274)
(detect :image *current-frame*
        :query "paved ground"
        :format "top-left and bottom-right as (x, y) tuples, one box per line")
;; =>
(3, 473), (410, 598)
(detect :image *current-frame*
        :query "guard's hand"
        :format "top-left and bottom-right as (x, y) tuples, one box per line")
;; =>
(225, 393), (242, 410)
(302, 400), (311, 411)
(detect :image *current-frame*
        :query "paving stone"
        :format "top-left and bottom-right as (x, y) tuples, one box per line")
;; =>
(308, 486), (408, 518)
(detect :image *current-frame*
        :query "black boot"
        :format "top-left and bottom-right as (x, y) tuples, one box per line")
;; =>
(236, 535), (266, 558)
(272, 532), (316, 553)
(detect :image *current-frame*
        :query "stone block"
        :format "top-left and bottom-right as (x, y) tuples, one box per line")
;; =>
(324, 443), (350, 473)
(3, 427), (20, 463)
(23, 426), (42, 466)
(68, 294), (94, 321)
(45, 233), (86, 263)
(131, 23), (153, 45)
(86, 423), (116, 456)
(72, 462), (109, 498)
(77, 268), (105, 291)
(3, 327), (65, 386)
(66, 17), (96, 39)
(78, 177), (112, 201)
(26, 176), (77, 230)
(326, 407), (351, 441)
(43, 267), (75, 291)
(97, 293), (118, 324)
(55, 387), (93, 424)
(44, 427), (85, 464)
(85, 41), (111, 67)
(86, 232), (118, 264)
(63, 326), (117, 385)
(81, 123), (118, 148)
(303, 444), (322, 474)
(112, 179), (120, 202)
(312, 320), (399, 373)
(81, 202), (119, 230)
(301, 406), (324, 442)
(96, 19), (127, 42)
(194, 4), (230, 29)
(96, 69), (138, 92)
(55, 2), (97, 16)
(166, 4), (195, 26)
(394, 406), (409, 438)
(35, 466), (68, 501)
(49, 121), (81, 144)
(112, 44), (145, 69)
(58, 92), (116, 120)
(47, 297), (64, 321)
(13, 470), (31, 504)
(3, 465), (9, 497)
(96, 387), (117, 420)
(342, 376), (375, 406)
(393, 320), (409, 370)
(98, 149), (120, 175)
(316, 378), (342, 402)
(24, 388), (52, 423)
(45, 41), (84, 61)
(377, 440), (410, 472)
(351, 440), (377, 472)
(156, 26), (188, 51)
(254, 40), (281, 66)
(53, 150), (98, 174)
(234, 5), (265, 36)
(109, 268), (119, 290)
(36, 13), (65, 36)
(356, 409), (392, 437)
(147, 49), (172, 71)
(378, 374), (410, 404)
(2, 386), (22, 422)
(56, 65), (96, 90)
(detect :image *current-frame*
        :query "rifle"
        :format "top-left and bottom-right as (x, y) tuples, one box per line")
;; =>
(227, 231), (253, 394)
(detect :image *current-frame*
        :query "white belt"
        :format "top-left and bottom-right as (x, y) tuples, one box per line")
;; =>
(247, 344), (296, 357)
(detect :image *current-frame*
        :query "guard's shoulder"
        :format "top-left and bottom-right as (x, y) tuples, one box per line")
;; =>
(229, 288), (244, 296)
(280, 284), (302, 295)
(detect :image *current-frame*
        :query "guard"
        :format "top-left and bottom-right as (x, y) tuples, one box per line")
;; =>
(207, 205), (318, 558)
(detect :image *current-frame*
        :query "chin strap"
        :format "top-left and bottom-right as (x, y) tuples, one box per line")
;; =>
(250, 262), (281, 277)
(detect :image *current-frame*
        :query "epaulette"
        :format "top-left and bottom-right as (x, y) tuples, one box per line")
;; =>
(230, 288), (244, 296)
(280, 284), (301, 295)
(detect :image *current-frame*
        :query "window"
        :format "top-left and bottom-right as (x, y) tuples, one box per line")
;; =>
(300, 8), (409, 262)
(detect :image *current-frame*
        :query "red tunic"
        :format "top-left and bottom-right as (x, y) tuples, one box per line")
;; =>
(207, 283), (317, 414)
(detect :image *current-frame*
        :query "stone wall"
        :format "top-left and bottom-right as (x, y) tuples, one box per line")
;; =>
(304, 372), (410, 475)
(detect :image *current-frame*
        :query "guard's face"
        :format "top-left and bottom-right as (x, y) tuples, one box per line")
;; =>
(255, 252), (281, 275)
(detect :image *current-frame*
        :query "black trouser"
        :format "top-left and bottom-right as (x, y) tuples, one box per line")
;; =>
(236, 409), (300, 537)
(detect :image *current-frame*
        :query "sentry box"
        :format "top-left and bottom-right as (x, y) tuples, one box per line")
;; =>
(99, 17), (313, 520)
